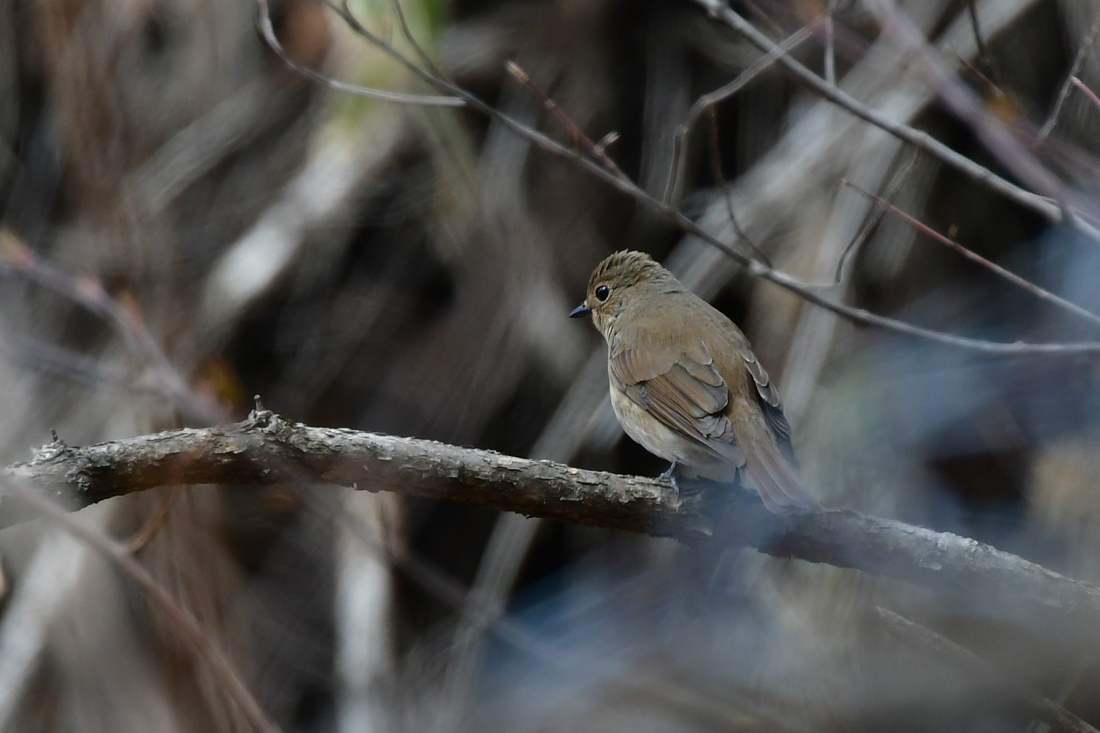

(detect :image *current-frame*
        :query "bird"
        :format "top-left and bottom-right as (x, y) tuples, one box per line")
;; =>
(569, 250), (818, 513)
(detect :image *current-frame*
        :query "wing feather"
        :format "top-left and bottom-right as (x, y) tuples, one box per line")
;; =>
(610, 340), (739, 456)
(736, 345), (797, 465)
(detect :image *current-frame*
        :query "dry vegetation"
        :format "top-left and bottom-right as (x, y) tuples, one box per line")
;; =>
(3, 0), (1100, 731)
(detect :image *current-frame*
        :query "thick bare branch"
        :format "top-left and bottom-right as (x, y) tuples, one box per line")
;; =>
(7, 408), (1100, 633)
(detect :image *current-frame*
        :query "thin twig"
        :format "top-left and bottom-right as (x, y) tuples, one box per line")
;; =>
(944, 43), (1003, 98)
(384, 0), (439, 74)
(845, 180), (1100, 329)
(505, 61), (627, 178)
(126, 486), (181, 554)
(966, 0), (1001, 87)
(0, 474), (281, 733)
(1070, 77), (1100, 114)
(833, 148), (922, 283)
(664, 24), (816, 205)
(706, 107), (771, 267)
(254, 0), (463, 107)
(877, 608), (1099, 733)
(1039, 13), (1100, 141)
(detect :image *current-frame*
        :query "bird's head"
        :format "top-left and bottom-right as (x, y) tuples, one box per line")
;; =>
(569, 250), (674, 335)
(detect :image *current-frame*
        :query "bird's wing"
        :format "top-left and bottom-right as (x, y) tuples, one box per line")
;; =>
(736, 345), (797, 466)
(612, 335), (816, 512)
(609, 339), (742, 461)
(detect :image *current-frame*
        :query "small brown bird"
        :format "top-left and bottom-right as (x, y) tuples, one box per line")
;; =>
(570, 250), (817, 513)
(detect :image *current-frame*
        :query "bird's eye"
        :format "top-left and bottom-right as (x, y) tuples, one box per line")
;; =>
(595, 285), (611, 302)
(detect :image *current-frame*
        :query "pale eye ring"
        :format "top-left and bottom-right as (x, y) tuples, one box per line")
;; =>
(594, 285), (611, 302)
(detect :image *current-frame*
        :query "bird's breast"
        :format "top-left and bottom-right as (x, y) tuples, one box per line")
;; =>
(609, 383), (739, 480)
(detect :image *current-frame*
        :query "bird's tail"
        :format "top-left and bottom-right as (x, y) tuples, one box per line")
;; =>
(734, 424), (819, 513)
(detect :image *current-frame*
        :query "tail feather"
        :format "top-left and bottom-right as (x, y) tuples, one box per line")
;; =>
(735, 426), (819, 513)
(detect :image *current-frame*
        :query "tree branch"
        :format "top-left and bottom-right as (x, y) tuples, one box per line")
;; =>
(6, 407), (1100, 634)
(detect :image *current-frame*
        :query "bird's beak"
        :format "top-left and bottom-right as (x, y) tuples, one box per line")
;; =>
(569, 302), (592, 318)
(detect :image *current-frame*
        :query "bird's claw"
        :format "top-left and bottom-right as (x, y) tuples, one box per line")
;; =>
(659, 461), (680, 495)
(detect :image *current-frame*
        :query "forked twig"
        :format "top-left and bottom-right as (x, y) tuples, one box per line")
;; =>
(833, 148), (922, 283)
(384, 0), (440, 74)
(664, 23), (816, 205)
(1039, 13), (1100, 141)
(254, 0), (462, 107)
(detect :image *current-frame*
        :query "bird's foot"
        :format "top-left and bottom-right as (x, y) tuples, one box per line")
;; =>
(659, 462), (680, 495)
